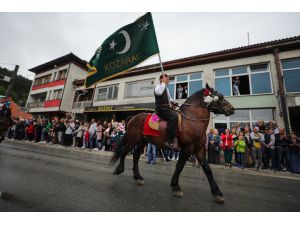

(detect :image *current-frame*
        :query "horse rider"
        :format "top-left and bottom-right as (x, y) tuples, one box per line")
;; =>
(0, 96), (11, 112)
(154, 74), (178, 150)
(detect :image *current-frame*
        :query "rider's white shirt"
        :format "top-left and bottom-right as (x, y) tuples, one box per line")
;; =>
(154, 82), (174, 102)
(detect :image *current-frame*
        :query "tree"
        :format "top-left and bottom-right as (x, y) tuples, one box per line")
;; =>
(0, 66), (32, 106)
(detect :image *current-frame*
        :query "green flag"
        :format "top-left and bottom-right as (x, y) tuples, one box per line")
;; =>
(85, 12), (160, 87)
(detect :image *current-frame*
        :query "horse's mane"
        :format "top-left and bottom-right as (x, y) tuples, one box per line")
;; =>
(185, 88), (205, 103)
(179, 88), (205, 110)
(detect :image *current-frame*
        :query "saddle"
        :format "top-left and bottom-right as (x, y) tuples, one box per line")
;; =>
(148, 113), (160, 130)
(143, 112), (181, 150)
(147, 112), (182, 131)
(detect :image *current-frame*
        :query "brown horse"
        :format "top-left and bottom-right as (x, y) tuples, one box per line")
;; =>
(0, 105), (12, 143)
(111, 83), (234, 203)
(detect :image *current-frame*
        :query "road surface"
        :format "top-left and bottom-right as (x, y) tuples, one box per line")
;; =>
(1, 140), (300, 211)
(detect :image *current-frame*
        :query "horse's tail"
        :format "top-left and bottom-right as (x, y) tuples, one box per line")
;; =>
(110, 132), (128, 165)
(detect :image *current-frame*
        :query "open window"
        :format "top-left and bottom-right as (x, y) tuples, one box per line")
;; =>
(176, 82), (188, 99)
(232, 75), (250, 95)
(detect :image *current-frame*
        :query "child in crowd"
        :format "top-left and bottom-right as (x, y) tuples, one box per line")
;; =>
(234, 133), (246, 169)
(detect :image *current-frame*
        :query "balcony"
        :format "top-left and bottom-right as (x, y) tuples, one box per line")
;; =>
(72, 101), (92, 109)
(44, 99), (61, 108)
(27, 102), (45, 108)
(31, 79), (65, 91)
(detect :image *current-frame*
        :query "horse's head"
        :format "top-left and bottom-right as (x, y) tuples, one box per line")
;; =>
(203, 83), (235, 117)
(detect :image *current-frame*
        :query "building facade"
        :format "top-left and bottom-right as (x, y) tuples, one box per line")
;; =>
(27, 37), (299, 134)
(26, 53), (88, 119)
(73, 36), (300, 134)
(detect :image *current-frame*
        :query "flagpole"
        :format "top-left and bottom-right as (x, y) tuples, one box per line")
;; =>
(158, 51), (172, 108)
(158, 52), (164, 75)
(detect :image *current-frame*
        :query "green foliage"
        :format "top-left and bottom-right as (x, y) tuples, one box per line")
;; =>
(0, 85), (5, 95)
(0, 66), (32, 106)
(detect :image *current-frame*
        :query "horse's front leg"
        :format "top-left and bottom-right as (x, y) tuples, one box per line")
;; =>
(195, 146), (224, 204)
(170, 150), (189, 197)
(132, 144), (145, 185)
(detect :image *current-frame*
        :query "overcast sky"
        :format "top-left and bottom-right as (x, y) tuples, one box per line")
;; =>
(0, 12), (300, 80)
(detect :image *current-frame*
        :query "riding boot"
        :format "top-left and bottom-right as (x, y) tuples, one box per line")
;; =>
(164, 140), (174, 150)
(164, 138), (179, 151)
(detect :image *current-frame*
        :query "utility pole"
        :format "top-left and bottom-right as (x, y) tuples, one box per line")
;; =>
(247, 32), (250, 45)
(5, 64), (19, 96)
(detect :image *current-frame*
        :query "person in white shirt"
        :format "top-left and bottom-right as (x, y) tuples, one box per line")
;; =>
(65, 119), (75, 146)
(89, 119), (97, 149)
(154, 74), (178, 150)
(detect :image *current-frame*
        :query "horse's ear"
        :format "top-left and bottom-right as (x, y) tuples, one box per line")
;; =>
(206, 83), (211, 90)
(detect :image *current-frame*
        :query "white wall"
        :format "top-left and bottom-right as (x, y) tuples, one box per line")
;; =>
(60, 63), (87, 112)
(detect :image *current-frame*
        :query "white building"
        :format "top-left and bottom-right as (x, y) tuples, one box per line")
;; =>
(26, 53), (88, 119)
(72, 36), (300, 135)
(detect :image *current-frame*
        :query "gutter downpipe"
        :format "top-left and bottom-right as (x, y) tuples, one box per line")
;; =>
(273, 48), (290, 133)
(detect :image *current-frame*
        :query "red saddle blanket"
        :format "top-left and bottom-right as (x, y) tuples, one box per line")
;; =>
(143, 114), (160, 136)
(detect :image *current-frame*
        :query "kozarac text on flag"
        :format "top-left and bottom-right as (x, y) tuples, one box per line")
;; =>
(85, 12), (160, 87)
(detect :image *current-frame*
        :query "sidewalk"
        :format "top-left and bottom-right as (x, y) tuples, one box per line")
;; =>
(4, 139), (300, 181)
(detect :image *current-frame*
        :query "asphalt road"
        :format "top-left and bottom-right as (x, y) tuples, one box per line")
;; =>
(1, 140), (300, 212)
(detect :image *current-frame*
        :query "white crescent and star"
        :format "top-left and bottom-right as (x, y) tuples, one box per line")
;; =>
(109, 30), (131, 54)
(109, 40), (117, 50)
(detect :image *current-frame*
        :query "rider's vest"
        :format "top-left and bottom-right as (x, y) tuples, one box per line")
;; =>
(154, 86), (170, 108)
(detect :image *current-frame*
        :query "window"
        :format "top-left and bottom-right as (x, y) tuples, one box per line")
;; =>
(34, 77), (42, 86)
(42, 74), (51, 84)
(33, 74), (52, 86)
(213, 108), (275, 131)
(215, 77), (231, 96)
(96, 84), (119, 101)
(214, 63), (272, 96)
(169, 72), (203, 100)
(53, 72), (58, 81)
(125, 79), (154, 98)
(51, 89), (63, 100)
(47, 91), (52, 100)
(57, 69), (67, 80)
(282, 58), (300, 93)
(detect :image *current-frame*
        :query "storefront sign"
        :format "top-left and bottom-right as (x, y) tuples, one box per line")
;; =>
(85, 103), (155, 112)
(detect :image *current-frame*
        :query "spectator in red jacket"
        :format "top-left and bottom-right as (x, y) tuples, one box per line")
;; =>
(27, 121), (35, 141)
(221, 129), (233, 167)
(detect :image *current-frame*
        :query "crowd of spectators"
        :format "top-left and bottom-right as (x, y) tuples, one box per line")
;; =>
(207, 121), (300, 173)
(5, 117), (300, 173)
(7, 117), (126, 152)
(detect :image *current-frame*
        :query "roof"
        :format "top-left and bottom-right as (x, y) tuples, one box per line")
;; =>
(124, 35), (300, 76)
(11, 100), (32, 119)
(29, 53), (88, 74)
(70, 35), (300, 86)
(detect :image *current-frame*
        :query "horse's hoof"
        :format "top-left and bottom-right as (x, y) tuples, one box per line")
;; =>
(136, 179), (145, 185)
(113, 167), (124, 175)
(113, 170), (122, 175)
(214, 195), (225, 204)
(173, 191), (184, 198)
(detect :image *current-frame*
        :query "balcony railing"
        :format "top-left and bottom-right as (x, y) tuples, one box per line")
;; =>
(72, 101), (92, 109)
(27, 102), (45, 108)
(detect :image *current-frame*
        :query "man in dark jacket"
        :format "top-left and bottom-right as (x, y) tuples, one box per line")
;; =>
(154, 74), (178, 149)
(275, 128), (291, 171)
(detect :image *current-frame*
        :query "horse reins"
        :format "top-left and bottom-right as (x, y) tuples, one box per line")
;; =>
(177, 102), (217, 121)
